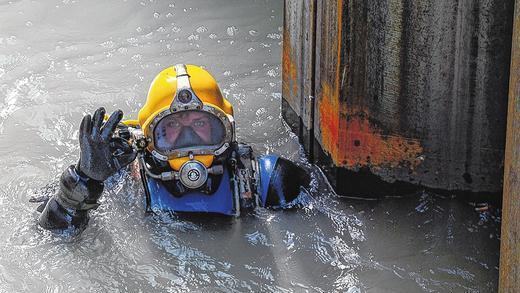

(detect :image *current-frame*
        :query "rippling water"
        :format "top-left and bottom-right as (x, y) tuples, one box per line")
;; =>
(0, 0), (500, 292)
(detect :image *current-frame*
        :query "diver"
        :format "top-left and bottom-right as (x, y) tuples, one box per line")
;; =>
(35, 64), (310, 232)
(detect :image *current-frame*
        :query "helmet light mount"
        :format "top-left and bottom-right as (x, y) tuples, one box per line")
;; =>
(177, 90), (192, 104)
(169, 64), (204, 112)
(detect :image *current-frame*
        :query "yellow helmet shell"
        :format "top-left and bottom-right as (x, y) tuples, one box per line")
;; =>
(138, 65), (234, 170)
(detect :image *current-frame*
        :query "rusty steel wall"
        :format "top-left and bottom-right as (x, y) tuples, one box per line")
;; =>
(282, 0), (515, 195)
(499, 0), (519, 291)
(282, 0), (316, 156)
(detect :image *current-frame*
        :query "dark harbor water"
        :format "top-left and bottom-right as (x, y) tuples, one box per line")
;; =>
(0, 0), (500, 292)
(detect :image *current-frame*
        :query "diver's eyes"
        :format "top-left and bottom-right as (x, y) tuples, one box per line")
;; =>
(193, 120), (206, 128)
(167, 120), (181, 128)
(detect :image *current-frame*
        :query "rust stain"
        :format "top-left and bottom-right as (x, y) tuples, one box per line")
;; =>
(319, 83), (423, 168)
(340, 109), (423, 168)
(318, 81), (340, 161)
(317, 1), (344, 163)
(282, 24), (298, 104)
(318, 1), (423, 169)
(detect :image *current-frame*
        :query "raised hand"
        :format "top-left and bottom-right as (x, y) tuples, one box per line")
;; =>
(77, 107), (137, 182)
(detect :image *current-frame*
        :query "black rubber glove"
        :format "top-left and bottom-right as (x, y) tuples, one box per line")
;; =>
(77, 107), (137, 182)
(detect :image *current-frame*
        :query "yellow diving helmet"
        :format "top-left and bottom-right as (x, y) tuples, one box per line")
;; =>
(137, 64), (235, 172)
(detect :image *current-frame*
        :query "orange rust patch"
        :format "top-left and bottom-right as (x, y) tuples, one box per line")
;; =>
(317, 2), (344, 163)
(319, 82), (423, 168)
(282, 25), (298, 104)
(340, 109), (424, 169)
(318, 81), (340, 160)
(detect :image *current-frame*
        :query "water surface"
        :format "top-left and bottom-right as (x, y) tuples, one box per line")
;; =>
(0, 0), (500, 292)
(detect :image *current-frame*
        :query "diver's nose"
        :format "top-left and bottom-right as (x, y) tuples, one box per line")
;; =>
(174, 126), (204, 148)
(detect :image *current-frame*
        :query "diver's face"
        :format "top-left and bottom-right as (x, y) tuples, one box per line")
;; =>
(164, 111), (212, 145)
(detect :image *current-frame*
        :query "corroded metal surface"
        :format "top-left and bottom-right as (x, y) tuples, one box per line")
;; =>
(281, 0), (301, 119)
(282, 0), (515, 194)
(499, 0), (519, 291)
(282, 0), (317, 155)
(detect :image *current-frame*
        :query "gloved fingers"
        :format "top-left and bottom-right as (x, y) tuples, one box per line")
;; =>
(79, 113), (92, 140)
(101, 109), (123, 140)
(109, 138), (123, 152)
(91, 107), (106, 137)
(110, 137), (134, 154)
(114, 150), (138, 169)
(110, 137), (137, 169)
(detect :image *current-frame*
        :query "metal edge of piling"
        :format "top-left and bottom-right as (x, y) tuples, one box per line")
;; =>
(499, 0), (519, 291)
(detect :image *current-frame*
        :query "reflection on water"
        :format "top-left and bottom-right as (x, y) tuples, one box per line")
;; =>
(0, 0), (499, 292)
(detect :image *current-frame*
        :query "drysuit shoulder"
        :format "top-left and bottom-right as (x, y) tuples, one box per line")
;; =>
(256, 155), (310, 208)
